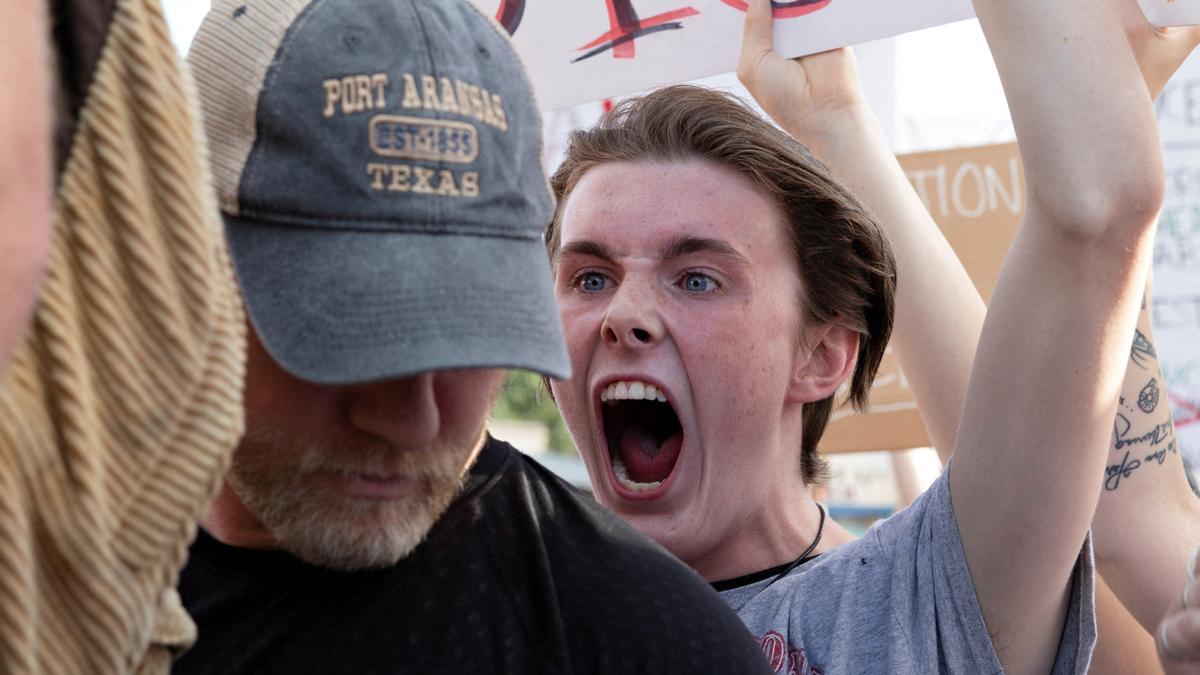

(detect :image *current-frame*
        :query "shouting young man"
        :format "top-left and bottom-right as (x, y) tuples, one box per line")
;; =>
(545, 0), (1180, 670)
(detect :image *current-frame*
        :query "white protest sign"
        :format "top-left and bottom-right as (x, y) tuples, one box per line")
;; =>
(1140, 0), (1200, 28)
(471, 0), (1199, 111)
(472, 0), (973, 110)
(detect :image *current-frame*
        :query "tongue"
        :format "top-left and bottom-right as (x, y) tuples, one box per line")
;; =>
(617, 427), (682, 483)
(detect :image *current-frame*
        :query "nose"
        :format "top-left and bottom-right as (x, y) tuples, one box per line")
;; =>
(345, 372), (439, 446)
(601, 282), (664, 349)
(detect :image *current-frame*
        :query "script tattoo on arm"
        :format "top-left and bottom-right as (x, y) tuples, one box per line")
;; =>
(1104, 363), (1180, 491)
(1105, 407), (1178, 491)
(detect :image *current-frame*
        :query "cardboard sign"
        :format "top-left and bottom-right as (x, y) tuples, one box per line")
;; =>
(821, 142), (1024, 454)
(470, 0), (1196, 111)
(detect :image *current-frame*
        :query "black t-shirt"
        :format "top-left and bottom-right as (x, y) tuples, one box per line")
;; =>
(174, 437), (771, 674)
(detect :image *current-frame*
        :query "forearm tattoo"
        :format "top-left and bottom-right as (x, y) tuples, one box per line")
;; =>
(1103, 330), (1181, 491)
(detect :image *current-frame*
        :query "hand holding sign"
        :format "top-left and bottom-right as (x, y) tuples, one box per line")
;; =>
(1118, 0), (1200, 98)
(737, 0), (862, 139)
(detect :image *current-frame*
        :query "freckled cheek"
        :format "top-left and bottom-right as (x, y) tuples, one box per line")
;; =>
(547, 309), (596, 435)
(559, 305), (603, 357)
(555, 375), (595, 443)
(693, 332), (789, 445)
(550, 383), (595, 459)
(726, 371), (771, 420)
(549, 359), (585, 406)
(684, 329), (758, 422)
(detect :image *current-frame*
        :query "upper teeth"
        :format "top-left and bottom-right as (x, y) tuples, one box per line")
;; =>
(600, 380), (667, 403)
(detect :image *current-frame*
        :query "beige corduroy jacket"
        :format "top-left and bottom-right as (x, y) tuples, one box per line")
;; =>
(0, 0), (245, 672)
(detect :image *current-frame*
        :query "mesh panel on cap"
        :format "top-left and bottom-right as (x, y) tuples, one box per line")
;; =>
(188, 0), (313, 216)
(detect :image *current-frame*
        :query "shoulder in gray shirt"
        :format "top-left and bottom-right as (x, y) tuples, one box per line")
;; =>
(720, 472), (1096, 674)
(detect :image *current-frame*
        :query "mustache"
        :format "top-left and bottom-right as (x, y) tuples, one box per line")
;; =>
(238, 427), (465, 482)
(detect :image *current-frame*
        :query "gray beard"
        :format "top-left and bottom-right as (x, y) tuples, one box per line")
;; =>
(227, 428), (480, 570)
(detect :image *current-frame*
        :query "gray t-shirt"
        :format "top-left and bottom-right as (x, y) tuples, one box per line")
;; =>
(720, 472), (1095, 674)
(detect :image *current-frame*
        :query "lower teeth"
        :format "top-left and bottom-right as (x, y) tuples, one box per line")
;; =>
(611, 456), (663, 492)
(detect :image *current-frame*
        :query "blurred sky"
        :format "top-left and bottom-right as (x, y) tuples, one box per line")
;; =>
(162, 0), (208, 53)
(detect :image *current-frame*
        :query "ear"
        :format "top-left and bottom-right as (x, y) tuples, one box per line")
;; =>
(786, 322), (859, 404)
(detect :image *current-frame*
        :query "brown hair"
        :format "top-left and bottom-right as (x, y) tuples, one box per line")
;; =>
(546, 85), (896, 483)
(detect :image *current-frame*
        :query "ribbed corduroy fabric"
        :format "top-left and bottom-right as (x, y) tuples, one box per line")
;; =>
(0, 0), (245, 672)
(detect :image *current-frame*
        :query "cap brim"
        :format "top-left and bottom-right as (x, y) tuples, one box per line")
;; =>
(225, 214), (571, 384)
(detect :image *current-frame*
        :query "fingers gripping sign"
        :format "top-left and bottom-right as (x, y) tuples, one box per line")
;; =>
(723, 0), (833, 19)
(737, 0), (861, 139)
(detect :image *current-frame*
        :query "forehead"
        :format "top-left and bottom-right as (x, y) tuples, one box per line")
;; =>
(558, 159), (789, 255)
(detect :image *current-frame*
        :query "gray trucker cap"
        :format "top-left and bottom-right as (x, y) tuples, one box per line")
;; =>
(188, 0), (569, 383)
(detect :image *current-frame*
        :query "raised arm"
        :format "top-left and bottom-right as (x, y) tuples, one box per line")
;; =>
(741, 0), (1200, 667)
(0, 2), (53, 376)
(738, 3), (984, 458)
(1094, 287), (1200, 630)
(952, 0), (1165, 670)
(1090, 4), (1200, 634)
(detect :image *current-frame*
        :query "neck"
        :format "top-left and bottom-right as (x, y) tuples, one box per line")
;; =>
(691, 486), (817, 582)
(690, 412), (848, 582)
(690, 478), (859, 584)
(201, 480), (278, 550)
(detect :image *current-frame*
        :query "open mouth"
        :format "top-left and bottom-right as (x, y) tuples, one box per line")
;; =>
(599, 380), (683, 493)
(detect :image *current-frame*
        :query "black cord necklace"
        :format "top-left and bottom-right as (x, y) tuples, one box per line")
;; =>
(762, 502), (826, 591)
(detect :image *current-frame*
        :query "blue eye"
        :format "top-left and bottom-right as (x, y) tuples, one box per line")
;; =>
(576, 272), (609, 293)
(682, 272), (717, 294)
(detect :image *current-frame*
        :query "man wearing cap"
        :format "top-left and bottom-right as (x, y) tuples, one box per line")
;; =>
(173, 1), (771, 673)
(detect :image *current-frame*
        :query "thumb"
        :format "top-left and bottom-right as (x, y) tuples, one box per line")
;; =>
(741, 0), (774, 66)
(1159, 567), (1200, 674)
(1159, 610), (1200, 674)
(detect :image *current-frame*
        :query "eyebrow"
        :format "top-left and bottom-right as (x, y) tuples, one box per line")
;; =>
(658, 235), (746, 264)
(554, 240), (615, 265)
(554, 235), (748, 266)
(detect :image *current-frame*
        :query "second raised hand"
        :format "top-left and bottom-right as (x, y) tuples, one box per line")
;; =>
(736, 0), (861, 139)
